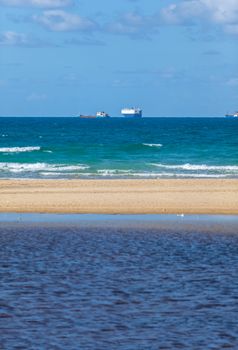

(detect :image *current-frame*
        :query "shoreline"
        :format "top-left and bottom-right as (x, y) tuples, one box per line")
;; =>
(1, 213), (238, 235)
(0, 179), (238, 215)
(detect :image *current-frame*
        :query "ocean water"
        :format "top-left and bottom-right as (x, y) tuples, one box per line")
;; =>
(0, 220), (238, 349)
(0, 117), (238, 179)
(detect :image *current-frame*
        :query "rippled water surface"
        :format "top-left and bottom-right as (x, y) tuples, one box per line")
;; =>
(1, 117), (238, 178)
(0, 222), (238, 349)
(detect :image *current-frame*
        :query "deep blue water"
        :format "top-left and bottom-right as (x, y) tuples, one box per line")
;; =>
(0, 117), (238, 178)
(0, 221), (238, 349)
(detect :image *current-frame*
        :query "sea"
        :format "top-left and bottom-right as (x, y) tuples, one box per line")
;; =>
(1, 117), (238, 349)
(0, 117), (238, 179)
(0, 216), (238, 349)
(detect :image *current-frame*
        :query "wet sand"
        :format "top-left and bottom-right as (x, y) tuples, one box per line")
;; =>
(0, 179), (237, 214)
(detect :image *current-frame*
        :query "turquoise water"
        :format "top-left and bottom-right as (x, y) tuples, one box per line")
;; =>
(0, 117), (237, 178)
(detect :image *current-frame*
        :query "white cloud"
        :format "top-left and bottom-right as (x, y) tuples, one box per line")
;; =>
(106, 11), (158, 39)
(33, 10), (97, 32)
(106, 1), (238, 39)
(161, 0), (238, 30)
(160, 2), (206, 25)
(202, 0), (238, 24)
(0, 0), (72, 7)
(0, 31), (29, 46)
(0, 30), (52, 47)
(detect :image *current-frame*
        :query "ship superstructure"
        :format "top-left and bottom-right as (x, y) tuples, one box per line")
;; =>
(79, 111), (110, 118)
(96, 111), (110, 118)
(121, 107), (142, 118)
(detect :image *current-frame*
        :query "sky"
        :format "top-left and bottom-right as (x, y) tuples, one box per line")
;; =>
(0, 0), (238, 117)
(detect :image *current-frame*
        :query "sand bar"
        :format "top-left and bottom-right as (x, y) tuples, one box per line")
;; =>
(0, 179), (238, 215)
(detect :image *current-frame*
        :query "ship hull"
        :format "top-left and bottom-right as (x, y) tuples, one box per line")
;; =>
(79, 115), (110, 119)
(122, 113), (142, 118)
(79, 115), (96, 119)
(225, 115), (238, 118)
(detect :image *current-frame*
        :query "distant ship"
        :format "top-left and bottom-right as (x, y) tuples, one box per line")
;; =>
(121, 107), (142, 118)
(96, 111), (110, 118)
(225, 111), (238, 118)
(79, 111), (110, 119)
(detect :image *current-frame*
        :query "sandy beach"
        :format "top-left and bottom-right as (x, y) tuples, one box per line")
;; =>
(0, 179), (237, 214)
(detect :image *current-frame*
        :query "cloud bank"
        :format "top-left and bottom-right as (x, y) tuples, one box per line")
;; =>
(0, 30), (51, 46)
(0, 31), (30, 46)
(161, 0), (238, 35)
(104, 0), (238, 39)
(33, 10), (97, 32)
(2, 0), (238, 40)
(0, 0), (72, 8)
(106, 11), (159, 39)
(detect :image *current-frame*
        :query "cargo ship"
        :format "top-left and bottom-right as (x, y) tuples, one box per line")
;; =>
(121, 107), (142, 118)
(79, 111), (110, 118)
(225, 111), (238, 118)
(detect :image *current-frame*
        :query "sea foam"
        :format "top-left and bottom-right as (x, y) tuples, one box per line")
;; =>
(143, 143), (163, 148)
(150, 163), (238, 172)
(0, 162), (231, 179)
(96, 171), (227, 178)
(97, 169), (132, 176)
(0, 162), (89, 173)
(0, 146), (41, 153)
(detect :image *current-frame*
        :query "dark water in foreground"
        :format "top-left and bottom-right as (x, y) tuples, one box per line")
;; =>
(0, 221), (238, 349)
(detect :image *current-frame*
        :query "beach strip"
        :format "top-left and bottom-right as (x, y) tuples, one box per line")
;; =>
(0, 179), (238, 215)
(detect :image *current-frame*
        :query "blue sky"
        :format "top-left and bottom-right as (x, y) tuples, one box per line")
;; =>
(0, 0), (238, 117)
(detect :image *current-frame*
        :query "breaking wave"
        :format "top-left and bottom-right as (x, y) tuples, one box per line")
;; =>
(95, 170), (228, 178)
(0, 162), (89, 174)
(143, 143), (163, 148)
(0, 162), (236, 179)
(0, 146), (41, 153)
(150, 163), (238, 172)
(97, 169), (132, 176)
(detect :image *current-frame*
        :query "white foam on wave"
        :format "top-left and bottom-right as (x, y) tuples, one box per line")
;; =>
(83, 170), (230, 178)
(0, 162), (234, 179)
(40, 172), (63, 176)
(150, 163), (238, 172)
(0, 162), (89, 173)
(123, 172), (227, 178)
(40, 172), (94, 177)
(97, 169), (132, 176)
(0, 146), (41, 153)
(57, 165), (90, 171)
(143, 143), (163, 148)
